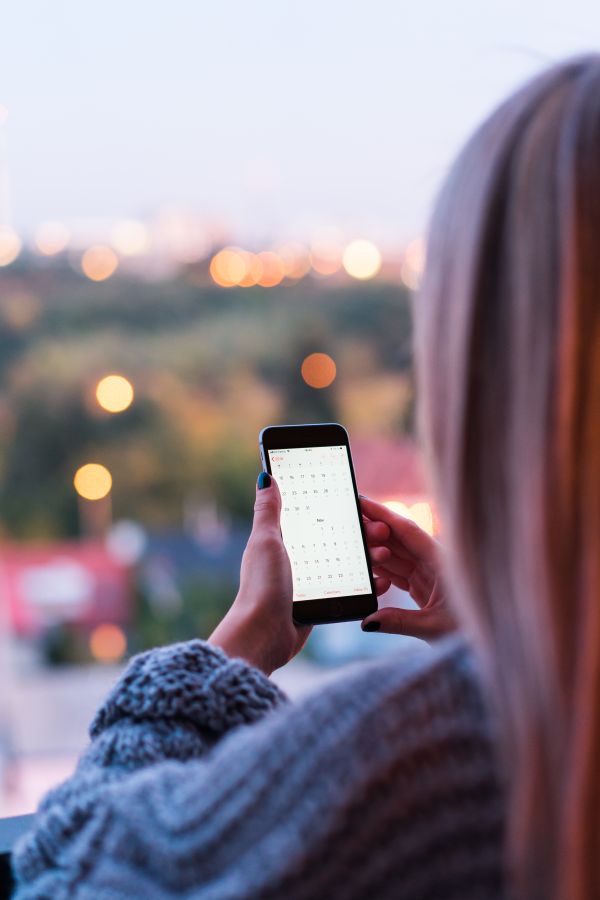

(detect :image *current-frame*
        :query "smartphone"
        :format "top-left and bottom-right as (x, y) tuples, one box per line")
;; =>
(259, 423), (377, 625)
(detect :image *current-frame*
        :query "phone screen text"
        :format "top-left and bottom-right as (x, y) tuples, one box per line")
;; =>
(268, 445), (371, 602)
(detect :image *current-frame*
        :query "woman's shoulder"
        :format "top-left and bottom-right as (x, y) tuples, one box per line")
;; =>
(14, 636), (504, 899)
(385, 634), (491, 726)
(293, 634), (496, 752)
(238, 635), (504, 898)
(259, 634), (502, 831)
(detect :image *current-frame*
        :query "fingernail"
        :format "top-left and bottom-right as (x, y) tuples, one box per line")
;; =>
(257, 471), (271, 490)
(362, 621), (380, 632)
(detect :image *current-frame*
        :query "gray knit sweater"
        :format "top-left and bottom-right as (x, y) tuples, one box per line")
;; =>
(13, 636), (505, 899)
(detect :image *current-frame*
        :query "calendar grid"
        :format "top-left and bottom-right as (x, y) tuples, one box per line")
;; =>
(269, 445), (371, 602)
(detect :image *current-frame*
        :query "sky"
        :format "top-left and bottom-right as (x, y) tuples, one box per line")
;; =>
(1, 0), (600, 245)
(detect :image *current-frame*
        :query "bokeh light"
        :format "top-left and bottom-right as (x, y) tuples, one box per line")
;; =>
(301, 353), (337, 389)
(89, 623), (127, 663)
(209, 247), (247, 287)
(310, 242), (342, 276)
(277, 243), (311, 280)
(34, 221), (70, 256)
(0, 228), (22, 267)
(110, 220), (150, 256)
(256, 251), (284, 287)
(73, 463), (113, 500)
(209, 247), (287, 288)
(106, 520), (147, 565)
(96, 374), (134, 413)
(155, 210), (209, 263)
(400, 238), (426, 291)
(238, 252), (263, 287)
(342, 239), (382, 280)
(383, 499), (434, 535)
(81, 245), (119, 282)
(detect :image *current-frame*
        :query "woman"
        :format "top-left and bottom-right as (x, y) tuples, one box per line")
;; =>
(13, 54), (600, 899)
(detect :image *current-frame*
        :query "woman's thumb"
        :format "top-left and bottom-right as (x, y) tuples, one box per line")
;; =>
(361, 606), (435, 641)
(253, 472), (282, 530)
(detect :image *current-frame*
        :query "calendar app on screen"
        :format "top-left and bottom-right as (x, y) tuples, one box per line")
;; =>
(268, 445), (371, 602)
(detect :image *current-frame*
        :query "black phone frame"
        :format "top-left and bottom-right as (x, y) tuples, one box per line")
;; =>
(259, 422), (378, 625)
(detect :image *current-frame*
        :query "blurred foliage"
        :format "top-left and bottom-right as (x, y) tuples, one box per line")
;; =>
(36, 577), (238, 665)
(132, 575), (239, 653)
(0, 257), (414, 538)
(40, 623), (86, 666)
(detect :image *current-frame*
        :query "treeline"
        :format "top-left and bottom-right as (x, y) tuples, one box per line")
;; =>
(0, 259), (414, 538)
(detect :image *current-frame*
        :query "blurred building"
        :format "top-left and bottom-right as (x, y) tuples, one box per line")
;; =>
(0, 542), (131, 640)
(351, 437), (427, 503)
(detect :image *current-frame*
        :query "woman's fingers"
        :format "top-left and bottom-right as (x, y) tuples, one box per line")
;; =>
(408, 567), (434, 602)
(363, 518), (413, 560)
(369, 546), (429, 584)
(375, 571), (410, 591)
(363, 520), (391, 545)
(372, 565), (411, 593)
(372, 560), (433, 608)
(371, 554), (415, 579)
(368, 545), (392, 565)
(360, 501), (456, 643)
(361, 606), (441, 641)
(374, 575), (392, 596)
(360, 496), (439, 564)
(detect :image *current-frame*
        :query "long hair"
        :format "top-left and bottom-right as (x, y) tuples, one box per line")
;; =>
(416, 56), (600, 899)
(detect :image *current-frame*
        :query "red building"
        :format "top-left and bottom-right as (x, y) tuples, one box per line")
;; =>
(0, 542), (131, 638)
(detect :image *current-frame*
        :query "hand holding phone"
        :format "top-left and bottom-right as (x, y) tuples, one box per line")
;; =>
(209, 473), (311, 674)
(260, 423), (380, 624)
(360, 495), (456, 641)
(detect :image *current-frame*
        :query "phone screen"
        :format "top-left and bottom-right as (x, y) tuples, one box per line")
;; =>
(268, 444), (372, 602)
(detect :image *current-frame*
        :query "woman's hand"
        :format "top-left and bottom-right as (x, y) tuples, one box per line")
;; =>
(209, 473), (310, 676)
(360, 495), (457, 642)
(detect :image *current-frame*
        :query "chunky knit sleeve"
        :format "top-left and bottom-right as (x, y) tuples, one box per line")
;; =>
(86, 639), (287, 770)
(12, 638), (505, 900)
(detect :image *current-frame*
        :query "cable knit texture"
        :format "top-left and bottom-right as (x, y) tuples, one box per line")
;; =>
(12, 636), (506, 899)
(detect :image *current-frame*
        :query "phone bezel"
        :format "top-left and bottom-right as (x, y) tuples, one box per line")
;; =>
(259, 423), (377, 625)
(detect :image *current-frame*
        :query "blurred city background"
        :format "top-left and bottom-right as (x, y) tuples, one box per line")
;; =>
(1, 0), (599, 816)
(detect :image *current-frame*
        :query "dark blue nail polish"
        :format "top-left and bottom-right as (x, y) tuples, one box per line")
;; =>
(362, 621), (380, 632)
(257, 471), (271, 490)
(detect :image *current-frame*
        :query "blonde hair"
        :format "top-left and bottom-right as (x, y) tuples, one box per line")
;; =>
(416, 56), (600, 899)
